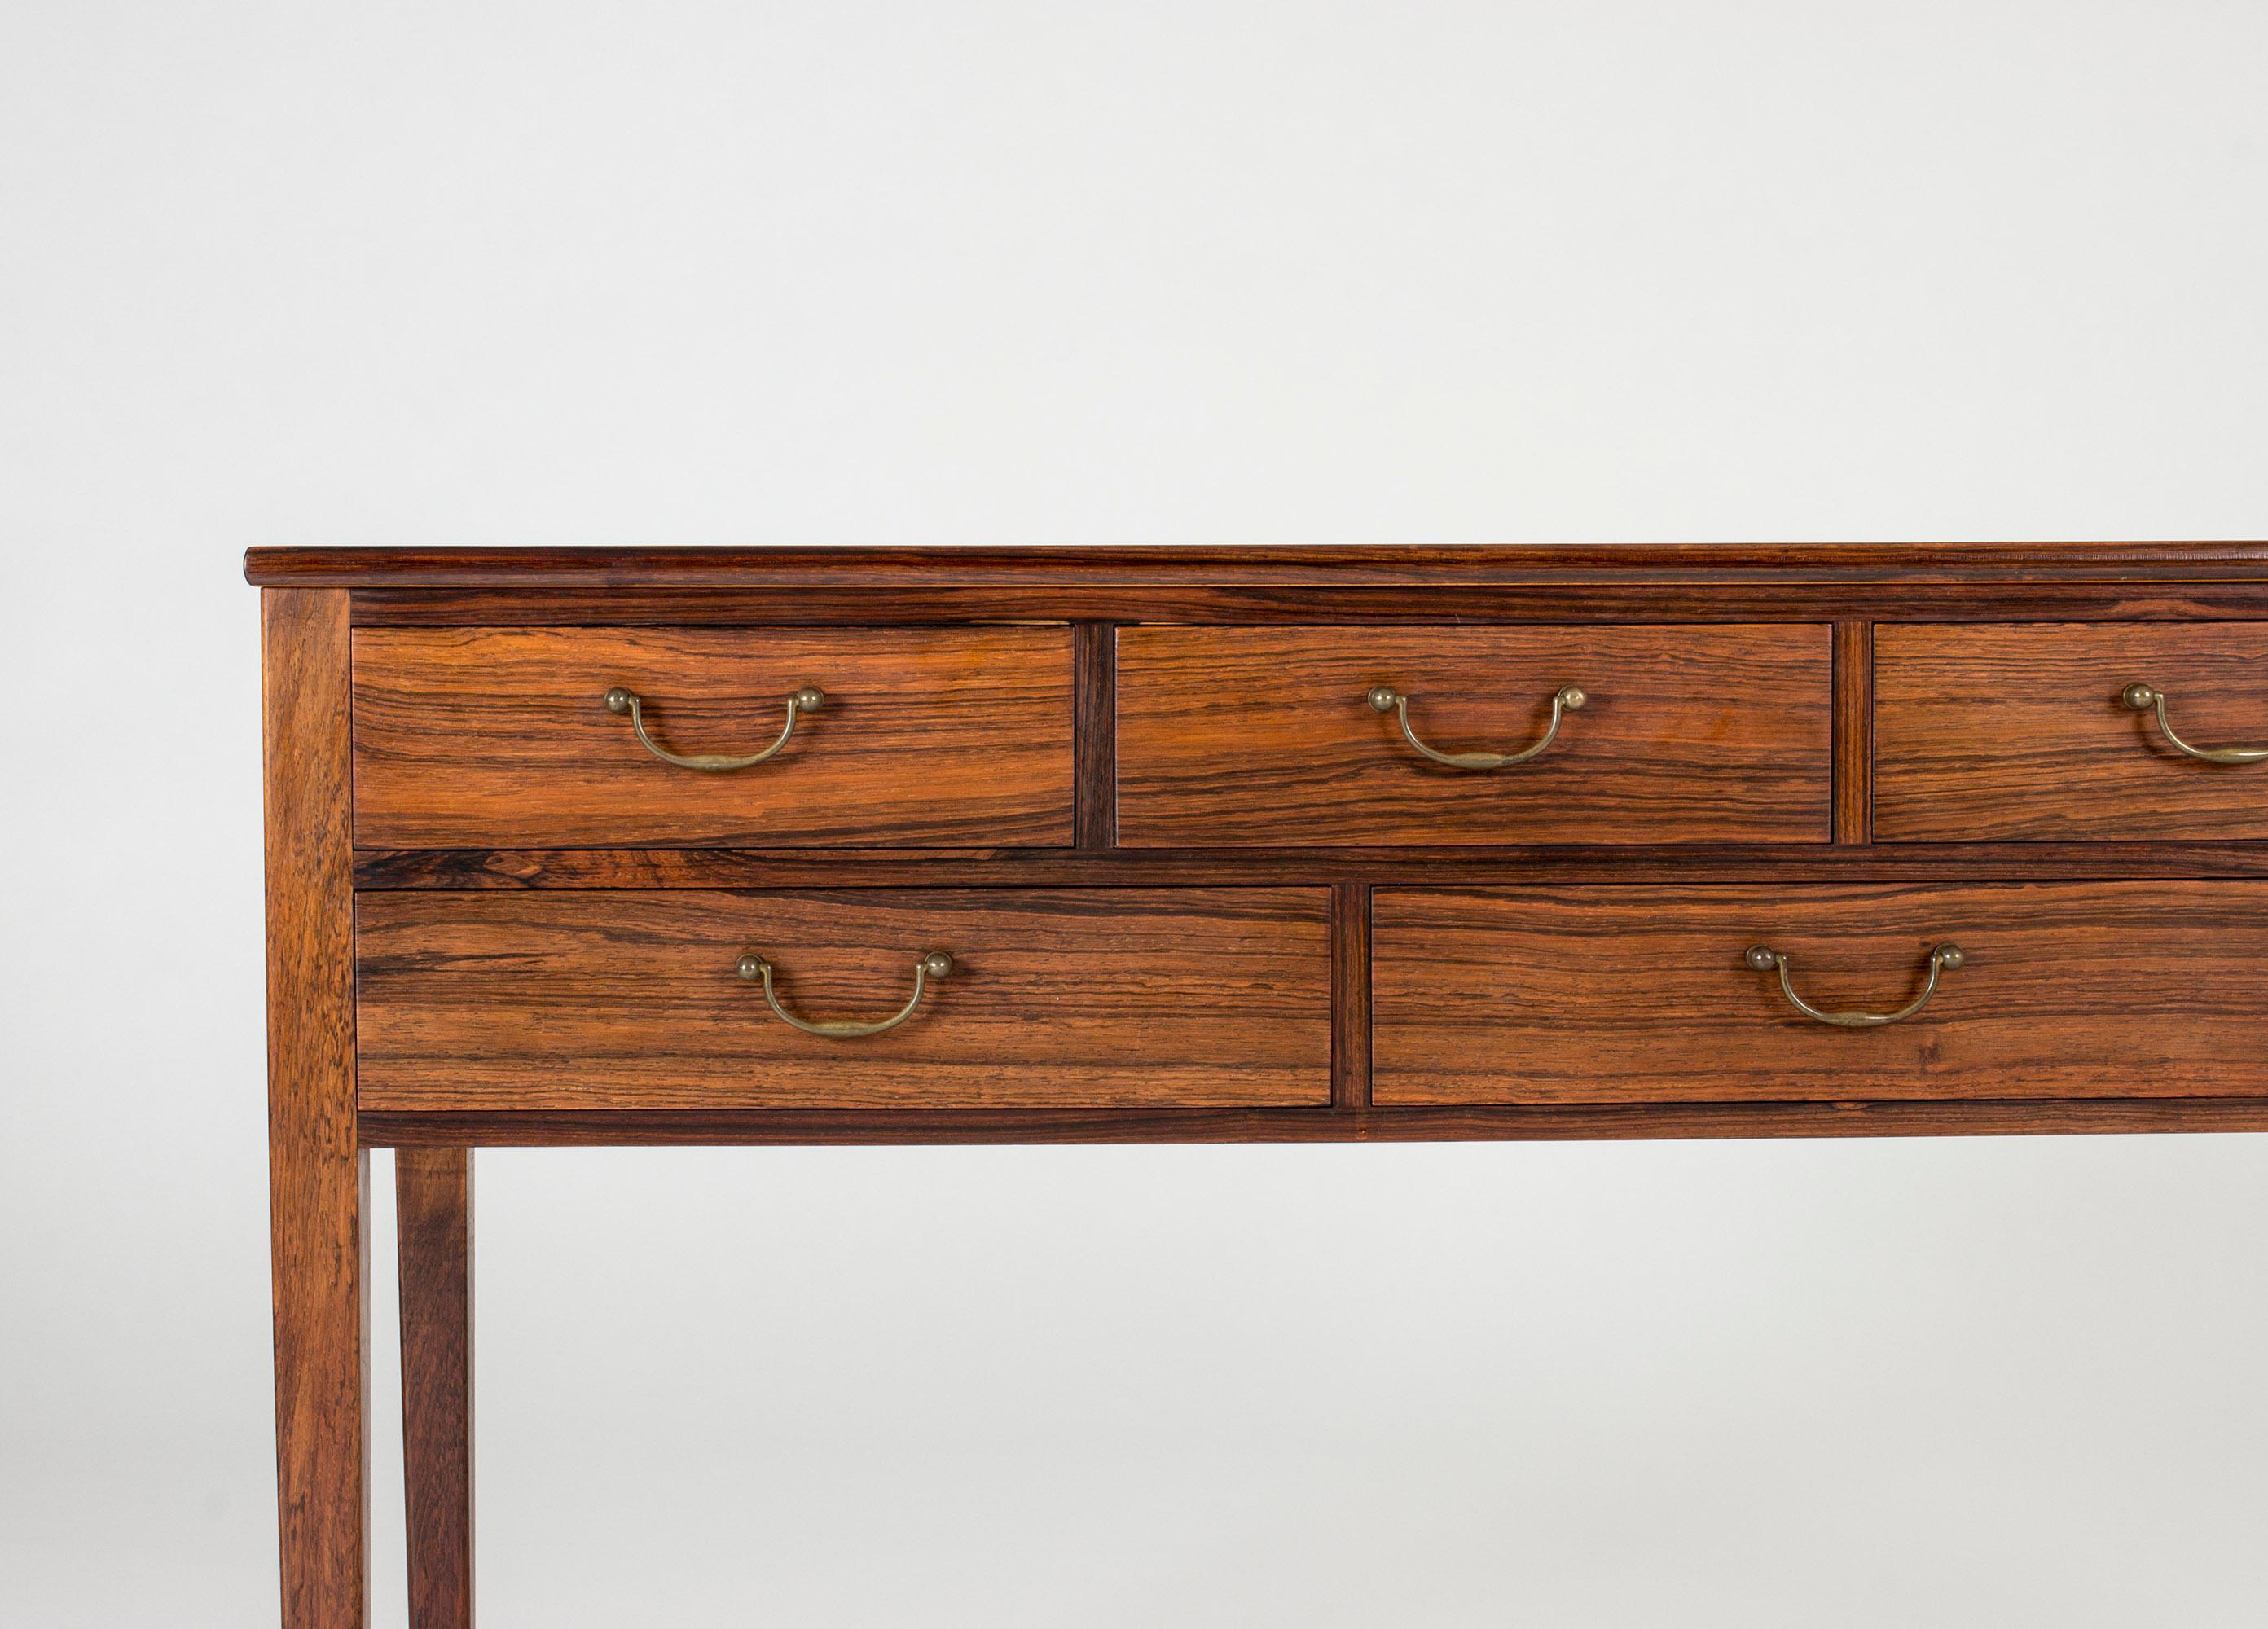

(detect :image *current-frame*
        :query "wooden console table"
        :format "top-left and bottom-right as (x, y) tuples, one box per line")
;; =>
(251, 543), (2268, 1627)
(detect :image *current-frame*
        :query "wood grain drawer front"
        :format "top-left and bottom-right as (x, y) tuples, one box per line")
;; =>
(1374, 882), (2268, 1104)
(352, 627), (1075, 848)
(1875, 623), (2268, 841)
(357, 889), (1330, 1111)
(1115, 626), (1832, 846)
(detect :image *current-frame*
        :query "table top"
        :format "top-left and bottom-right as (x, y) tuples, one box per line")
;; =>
(244, 540), (2268, 588)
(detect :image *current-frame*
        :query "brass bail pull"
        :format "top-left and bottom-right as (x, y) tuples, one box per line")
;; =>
(604, 684), (824, 771)
(1745, 942), (1966, 1029)
(735, 950), (952, 1038)
(1366, 683), (1586, 770)
(2121, 683), (2268, 765)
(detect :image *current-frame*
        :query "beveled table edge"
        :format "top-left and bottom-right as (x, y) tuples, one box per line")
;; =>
(246, 541), (2268, 588)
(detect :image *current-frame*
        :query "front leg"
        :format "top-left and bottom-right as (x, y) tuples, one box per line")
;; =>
(270, 1144), (369, 1626)
(265, 586), (369, 1627)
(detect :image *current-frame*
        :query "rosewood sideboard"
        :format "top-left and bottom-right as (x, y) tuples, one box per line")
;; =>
(250, 543), (2268, 1627)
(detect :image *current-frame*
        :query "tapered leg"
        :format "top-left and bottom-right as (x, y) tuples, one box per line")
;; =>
(265, 587), (368, 1627)
(398, 1149), (474, 1629)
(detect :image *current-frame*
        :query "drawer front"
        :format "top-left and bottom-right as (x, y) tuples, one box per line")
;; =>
(357, 889), (1330, 1110)
(1374, 882), (2268, 1104)
(352, 627), (1075, 848)
(1875, 623), (2268, 841)
(1116, 626), (1832, 846)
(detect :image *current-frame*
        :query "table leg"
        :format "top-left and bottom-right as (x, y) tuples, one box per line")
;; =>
(398, 1148), (475, 1628)
(265, 586), (369, 1627)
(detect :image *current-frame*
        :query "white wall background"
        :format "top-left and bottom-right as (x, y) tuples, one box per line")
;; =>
(5, 2), (2267, 1624)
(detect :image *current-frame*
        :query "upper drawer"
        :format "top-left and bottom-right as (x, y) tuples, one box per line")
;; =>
(1116, 626), (1832, 845)
(1876, 623), (2268, 841)
(352, 627), (1075, 848)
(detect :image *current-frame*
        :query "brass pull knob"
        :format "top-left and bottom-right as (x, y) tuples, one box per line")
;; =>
(1745, 942), (1965, 1029)
(735, 949), (952, 1038)
(1365, 683), (1586, 770)
(604, 684), (824, 771)
(2121, 683), (2268, 764)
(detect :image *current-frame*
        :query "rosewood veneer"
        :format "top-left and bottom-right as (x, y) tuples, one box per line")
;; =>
(253, 542), (2268, 1626)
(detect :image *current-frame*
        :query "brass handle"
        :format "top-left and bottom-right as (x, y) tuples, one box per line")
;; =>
(1366, 683), (1586, 769)
(604, 684), (824, 771)
(735, 949), (952, 1038)
(1745, 942), (1965, 1029)
(2121, 683), (2268, 764)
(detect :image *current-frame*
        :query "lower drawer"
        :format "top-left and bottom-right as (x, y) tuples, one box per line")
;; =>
(1374, 882), (2268, 1104)
(357, 889), (1331, 1111)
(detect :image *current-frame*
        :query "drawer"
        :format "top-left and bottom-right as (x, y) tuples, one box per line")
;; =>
(1875, 623), (2268, 841)
(356, 889), (1331, 1110)
(1116, 626), (1831, 845)
(352, 627), (1075, 848)
(1374, 882), (2268, 1104)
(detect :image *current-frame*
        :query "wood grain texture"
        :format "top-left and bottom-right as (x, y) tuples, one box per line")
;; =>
(352, 626), (1074, 849)
(248, 540), (2268, 588)
(1073, 622), (1117, 849)
(345, 582), (2268, 629)
(360, 1097), (2268, 1147)
(350, 841), (2268, 890)
(1375, 881), (2268, 1104)
(396, 1149), (472, 1629)
(1116, 625), (1832, 845)
(357, 889), (1331, 1111)
(1330, 882), (1371, 1109)
(263, 588), (367, 1628)
(1876, 622), (2268, 841)
(1833, 621), (1873, 844)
